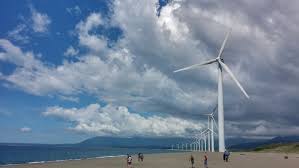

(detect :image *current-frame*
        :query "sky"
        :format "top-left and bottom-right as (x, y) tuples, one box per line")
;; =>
(0, 0), (298, 144)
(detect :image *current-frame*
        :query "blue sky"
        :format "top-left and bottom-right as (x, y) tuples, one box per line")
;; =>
(1, 0), (299, 143)
(0, 0), (194, 143)
(0, 0), (110, 143)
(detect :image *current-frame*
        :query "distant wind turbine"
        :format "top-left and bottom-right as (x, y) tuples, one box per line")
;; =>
(203, 105), (218, 152)
(174, 29), (249, 152)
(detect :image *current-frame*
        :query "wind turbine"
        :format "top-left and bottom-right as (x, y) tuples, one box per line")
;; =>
(194, 133), (202, 151)
(196, 137), (200, 151)
(201, 129), (210, 151)
(174, 29), (250, 152)
(204, 106), (218, 152)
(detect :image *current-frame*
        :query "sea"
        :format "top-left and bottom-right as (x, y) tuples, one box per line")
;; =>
(0, 144), (179, 166)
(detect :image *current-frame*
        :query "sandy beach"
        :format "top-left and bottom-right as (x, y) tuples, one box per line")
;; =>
(3, 152), (299, 168)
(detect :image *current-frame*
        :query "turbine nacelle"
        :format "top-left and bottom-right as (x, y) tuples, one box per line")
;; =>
(173, 30), (249, 99)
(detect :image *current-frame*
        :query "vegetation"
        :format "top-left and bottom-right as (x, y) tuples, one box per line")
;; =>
(253, 143), (299, 153)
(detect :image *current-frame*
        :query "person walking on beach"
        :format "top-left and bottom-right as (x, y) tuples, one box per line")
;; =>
(224, 150), (230, 162)
(138, 153), (141, 162)
(127, 155), (133, 168)
(138, 153), (144, 162)
(203, 154), (208, 168)
(189, 154), (195, 168)
(140, 153), (144, 162)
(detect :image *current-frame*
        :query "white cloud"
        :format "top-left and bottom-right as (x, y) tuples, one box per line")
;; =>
(58, 95), (79, 103)
(6, 5), (51, 43)
(225, 120), (299, 137)
(157, 2), (190, 42)
(1, 0), (299, 138)
(0, 39), (43, 68)
(30, 6), (51, 33)
(0, 34), (210, 114)
(64, 46), (79, 57)
(76, 13), (107, 52)
(20, 127), (32, 133)
(43, 103), (202, 137)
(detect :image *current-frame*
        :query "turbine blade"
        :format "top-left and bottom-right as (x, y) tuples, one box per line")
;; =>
(217, 29), (231, 59)
(219, 61), (250, 98)
(201, 129), (209, 134)
(208, 128), (217, 134)
(212, 105), (217, 113)
(173, 58), (217, 73)
(212, 117), (218, 130)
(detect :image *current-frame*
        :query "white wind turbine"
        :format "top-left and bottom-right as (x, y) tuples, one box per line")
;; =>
(194, 133), (202, 151)
(196, 129), (206, 151)
(174, 29), (249, 152)
(204, 106), (218, 152)
(201, 129), (211, 151)
(193, 134), (199, 151)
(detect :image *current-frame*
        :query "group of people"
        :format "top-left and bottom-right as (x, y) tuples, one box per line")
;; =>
(189, 150), (230, 168)
(127, 150), (230, 167)
(189, 154), (208, 168)
(126, 153), (144, 167)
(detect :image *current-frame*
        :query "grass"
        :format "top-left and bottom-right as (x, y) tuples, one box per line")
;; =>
(253, 143), (299, 153)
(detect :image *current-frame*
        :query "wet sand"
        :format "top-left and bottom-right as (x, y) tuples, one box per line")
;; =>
(3, 152), (299, 168)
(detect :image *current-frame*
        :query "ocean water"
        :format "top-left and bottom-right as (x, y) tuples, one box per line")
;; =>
(0, 145), (178, 165)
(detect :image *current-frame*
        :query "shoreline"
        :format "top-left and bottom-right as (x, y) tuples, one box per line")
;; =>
(2, 152), (299, 168)
(0, 150), (184, 167)
(0, 148), (185, 166)
(0, 155), (127, 167)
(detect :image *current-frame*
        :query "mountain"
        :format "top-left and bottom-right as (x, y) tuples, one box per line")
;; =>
(253, 142), (299, 153)
(226, 137), (265, 147)
(268, 136), (299, 143)
(77, 136), (193, 148)
(2, 135), (297, 151)
(228, 136), (299, 151)
(77, 136), (267, 149)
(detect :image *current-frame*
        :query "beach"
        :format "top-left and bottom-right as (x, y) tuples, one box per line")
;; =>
(3, 152), (299, 168)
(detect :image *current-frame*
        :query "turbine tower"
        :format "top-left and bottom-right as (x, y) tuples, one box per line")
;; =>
(174, 29), (250, 152)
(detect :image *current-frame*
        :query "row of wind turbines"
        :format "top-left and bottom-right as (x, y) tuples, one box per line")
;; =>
(171, 107), (217, 152)
(172, 29), (250, 152)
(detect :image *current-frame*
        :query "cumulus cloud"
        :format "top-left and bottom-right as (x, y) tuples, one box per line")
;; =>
(43, 103), (202, 137)
(0, 39), (43, 68)
(20, 127), (32, 133)
(112, 0), (299, 136)
(1, 0), (299, 138)
(0, 13), (211, 116)
(76, 13), (107, 52)
(225, 120), (299, 138)
(30, 5), (51, 33)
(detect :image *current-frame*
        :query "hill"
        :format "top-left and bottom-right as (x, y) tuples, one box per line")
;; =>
(77, 136), (193, 148)
(253, 143), (299, 153)
(77, 136), (267, 149)
(228, 136), (299, 151)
